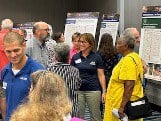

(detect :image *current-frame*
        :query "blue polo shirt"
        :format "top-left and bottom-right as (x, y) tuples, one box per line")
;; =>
(1, 56), (45, 121)
(70, 51), (104, 91)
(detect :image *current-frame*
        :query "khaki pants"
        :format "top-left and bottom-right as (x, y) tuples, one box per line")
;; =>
(78, 91), (102, 121)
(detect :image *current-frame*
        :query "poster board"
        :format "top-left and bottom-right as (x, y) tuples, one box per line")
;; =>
(97, 14), (119, 49)
(64, 12), (99, 46)
(140, 6), (161, 80)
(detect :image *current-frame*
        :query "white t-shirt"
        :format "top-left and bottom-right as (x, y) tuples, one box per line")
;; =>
(63, 114), (71, 121)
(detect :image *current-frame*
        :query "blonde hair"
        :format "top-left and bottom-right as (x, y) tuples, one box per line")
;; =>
(10, 71), (72, 121)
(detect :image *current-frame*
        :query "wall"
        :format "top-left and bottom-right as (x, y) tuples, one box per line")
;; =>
(0, 0), (118, 33)
(78, 0), (117, 17)
(78, 0), (117, 13)
(2, 0), (161, 34)
(0, 0), (78, 32)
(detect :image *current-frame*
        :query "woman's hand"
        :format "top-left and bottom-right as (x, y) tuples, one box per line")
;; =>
(118, 107), (125, 119)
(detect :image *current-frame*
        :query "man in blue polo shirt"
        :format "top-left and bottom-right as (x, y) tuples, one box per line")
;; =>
(1, 31), (45, 121)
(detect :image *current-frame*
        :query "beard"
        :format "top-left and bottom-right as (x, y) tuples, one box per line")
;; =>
(40, 33), (49, 43)
(134, 44), (140, 54)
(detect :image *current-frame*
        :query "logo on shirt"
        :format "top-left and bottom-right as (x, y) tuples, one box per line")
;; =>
(75, 59), (81, 64)
(90, 61), (96, 65)
(20, 77), (28, 80)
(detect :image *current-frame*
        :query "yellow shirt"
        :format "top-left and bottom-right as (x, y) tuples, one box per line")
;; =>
(103, 52), (144, 121)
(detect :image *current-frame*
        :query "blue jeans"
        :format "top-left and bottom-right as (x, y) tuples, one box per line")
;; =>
(78, 91), (102, 121)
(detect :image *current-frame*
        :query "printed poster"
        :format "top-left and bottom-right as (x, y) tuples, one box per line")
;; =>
(140, 6), (161, 80)
(97, 13), (119, 49)
(64, 12), (99, 46)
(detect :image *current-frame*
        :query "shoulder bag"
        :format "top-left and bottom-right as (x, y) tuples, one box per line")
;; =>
(124, 56), (152, 120)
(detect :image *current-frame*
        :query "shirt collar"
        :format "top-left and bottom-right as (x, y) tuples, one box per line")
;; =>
(33, 36), (46, 47)
(79, 51), (94, 59)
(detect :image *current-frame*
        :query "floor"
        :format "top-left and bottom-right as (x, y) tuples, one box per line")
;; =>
(144, 111), (161, 121)
(84, 103), (161, 121)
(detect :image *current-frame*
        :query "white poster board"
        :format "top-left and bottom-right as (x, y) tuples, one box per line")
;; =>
(64, 12), (99, 46)
(140, 6), (161, 81)
(97, 14), (119, 49)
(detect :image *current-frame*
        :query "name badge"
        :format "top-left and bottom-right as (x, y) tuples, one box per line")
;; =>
(90, 61), (96, 65)
(75, 59), (81, 64)
(20, 77), (28, 80)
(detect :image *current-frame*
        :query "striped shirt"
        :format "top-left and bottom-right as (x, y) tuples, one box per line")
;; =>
(48, 62), (82, 117)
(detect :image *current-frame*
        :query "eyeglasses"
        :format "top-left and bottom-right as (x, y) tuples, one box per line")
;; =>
(79, 41), (88, 44)
(135, 36), (140, 40)
(39, 28), (50, 32)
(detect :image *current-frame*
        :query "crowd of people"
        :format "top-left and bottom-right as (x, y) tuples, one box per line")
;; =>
(0, 18), (146, 121)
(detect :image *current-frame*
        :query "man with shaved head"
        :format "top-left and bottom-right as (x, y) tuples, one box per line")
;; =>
(26, 21), (51, 68)
(0, 19), (13, 120)
(1, 31), (44, 121)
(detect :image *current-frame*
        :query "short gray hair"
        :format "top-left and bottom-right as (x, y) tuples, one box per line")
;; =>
(33, 21), (48, 34)
(1, 19), (13, 30)
(3, 31), (25, 45)
(54, 43), (70, 63)
(121, 29), (135, 49)
(123, 28), (137, 37)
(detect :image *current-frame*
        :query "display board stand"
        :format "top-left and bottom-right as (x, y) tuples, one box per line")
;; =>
(140, 6), (161, 106)
(64, 12), (99, 46)
(97, 13), (119, 49)
(140, 6), (161, 80)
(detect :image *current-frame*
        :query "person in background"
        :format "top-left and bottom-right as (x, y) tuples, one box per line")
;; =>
(97, 33), (119, 116)
(12, 29), (27, 41)
(0, 18), (13, 120)
(19, 29), (27, 41)
(10, 70), (72, 121)
(0, 19), (13, 72)
(71, 33), (106, 121)
(48, 43), (82, 117)
(98, 33), (119, 87)
(69, 32), (81, 63)
(103, 30), (144, 121)
(1, 32), (44, 121)
(123, 28), (148, 88)
(46, 24), (56, 45)
(26, 21), (52, 68)
(53, 32), (65, 43)
(124, 28), (140, 54)
(46, 24), (57, 65)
